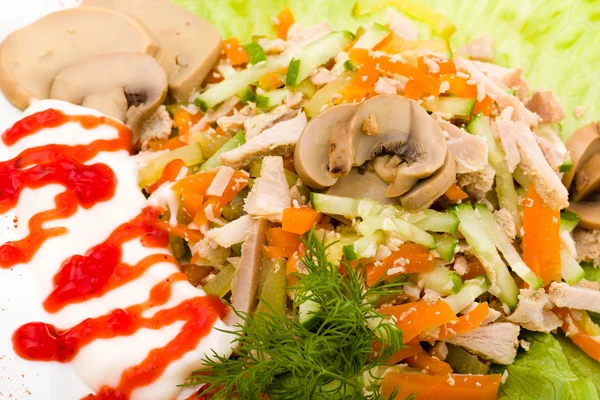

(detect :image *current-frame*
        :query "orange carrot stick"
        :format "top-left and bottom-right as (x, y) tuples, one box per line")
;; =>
(405, 351), (453, 375)
(282, 207), (321, 235)
(380, 301), (457, 343)
(366, 244), (434, 286)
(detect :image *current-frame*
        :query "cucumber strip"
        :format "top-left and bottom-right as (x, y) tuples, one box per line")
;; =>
(292, 78), (317, 98)
(402, 209), (459, 233)
(418, 266), (462, 295)
(256, 259), (287, 315)
(512, 166), (529, 188)
(561, 247), (585, 286)
(445, 344), (490, 375)
(358, 216), (436, 249)
(421, 97), (475, 118)
(138, 143), (204, 188)
(256, 88), (287, 109)
(298, 294), (321, 330)
(560, 210), (580, 232)
(198, 131), (246, 172)
(342, 231), (386, 261)
(443, 276), (489, 314)
(468, 114), (521, 232)
(559, 155), (573, 173)
(311, 193), (359, 216)
(455, 204), (519, 308)
(195, 55), (289, 110)
(305, 71), (354, 118)
(202, 264), (236, 298)
(238, 87), (256, 104)
(285, 31), (354, 86)
(353, 23), (390, 49)
(476, 205), (543, 289)
(243, 42), (267, 64)
(433, 233), (458, 262)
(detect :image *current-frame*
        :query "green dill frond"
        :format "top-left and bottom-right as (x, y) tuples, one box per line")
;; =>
(187, 230), (404, 399)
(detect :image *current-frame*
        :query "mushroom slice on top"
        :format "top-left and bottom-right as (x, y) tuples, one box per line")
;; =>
(573, 154), (600, 201)
(325, 169), (399, 205)
(400, 151), (456, 211)
(569, 201), (600, 230)
(329, 95), (447, 197)
(50, 53), (168, 138)
(563, 122), (600, 190)
(0, 7), (158, 109)
(83, 0), (222, 102)
(295, 103), (357, 189)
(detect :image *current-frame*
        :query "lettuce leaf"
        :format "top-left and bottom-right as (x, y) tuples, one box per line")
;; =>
(491, 332), (599, 400)
(174, 0), (600, 138)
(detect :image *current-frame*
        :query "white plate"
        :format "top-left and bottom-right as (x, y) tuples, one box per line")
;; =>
(0, 1), (93, 399)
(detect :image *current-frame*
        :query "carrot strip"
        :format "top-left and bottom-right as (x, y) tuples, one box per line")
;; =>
(147, 136), (187, 152)
(435, 303), (489, 339)
(263, 246), (297, 259)
(405, 351), (453, 375)
(258, 72), (285, 90)
(555, 308), (600, 361)
(366, 244), (434, 286)
(339, 58), (380, 103)
(223, 37), (249, 66)
(522, 185), (561, 286)
(381, 372), (502, 400)
(439, 74), (477, 98)
(274, 8), (295, 40)
(285, 253), (300, 287)
(266, 227), (302, 248)
(386, 340), (422, 365)
(473, 95), (493, 116)
(282, 207), (321, 235)
(380, 301), (458, 343)
(417, 56), (457, 77)
(349, 48), (440, 96)
(173, 108), (194, 137)
(444, 183), (468, 203)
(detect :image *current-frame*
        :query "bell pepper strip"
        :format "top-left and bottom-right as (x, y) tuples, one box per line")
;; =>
(263, 246), (297, 259)
(405, 351), (453, 375)
(223, 37), (249, 66)
(349, 48), (440, 96)
(266, 227), (302, 249)
(444, 184), (469, 203)
(147, 159), (186, 194)
(274, 8), (295, 40)
(403, 79), (425, 100)
(433, 303), (489, 340)
(258, 71), (285, 91)
(282, 207), (321, 235)
(173, 108), (194, 137)
(522, 185), (561, 286)
(380, 301), (458, 343)
(381, 371), (502, 400)
(555, 308), (600, 361)
(387, 340), (422, 365)
(352, 0), (456, 39)
(366, 244), (434, 287)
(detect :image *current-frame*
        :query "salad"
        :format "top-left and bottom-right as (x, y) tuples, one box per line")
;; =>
(1, 0), (600, 399)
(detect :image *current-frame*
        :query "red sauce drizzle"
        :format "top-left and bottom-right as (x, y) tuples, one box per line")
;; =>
(3, 109), (225, 399)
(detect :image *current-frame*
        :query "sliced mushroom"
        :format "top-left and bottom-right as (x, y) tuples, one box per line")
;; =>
(568, 201), (600, 230)
(563, 122), (600, 190)
(573, 154), (600, 201)
(50, 53), (168, 138)
(295, 103), (357, 189)
(373, 154), (403, 184)
(83, 0), (222, 102)
(399, 151), (456, 210)
(329, 95), (447, 196)
(0, 7), (158, 109)
(228, 218), (266, 326)
(325, 169), (399, 205)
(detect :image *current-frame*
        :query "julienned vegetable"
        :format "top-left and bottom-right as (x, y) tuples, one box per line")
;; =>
(454, 204), (519, 308)
(138, 143), (204, 188)
(468, 114), (522, 232)
(199, 131), (246, 172)
(443, 276), (489, 314)
(285, 31), (354, 86)
(190, 231), (404, 399)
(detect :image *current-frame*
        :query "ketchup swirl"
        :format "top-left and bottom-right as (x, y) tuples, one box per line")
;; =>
(2, 109), (223, 400)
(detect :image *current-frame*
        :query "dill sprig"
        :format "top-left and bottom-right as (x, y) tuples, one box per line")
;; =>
(187, 230), (404, 399)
